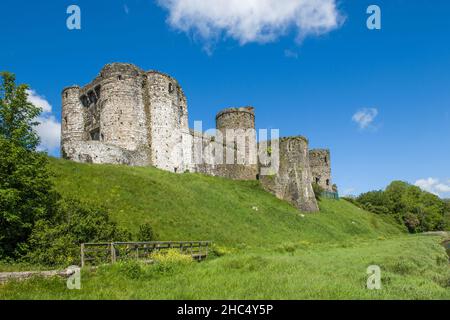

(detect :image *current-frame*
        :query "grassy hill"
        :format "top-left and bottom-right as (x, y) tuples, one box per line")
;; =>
(0, 158), (448, 300)
(49, 158), (403, 247)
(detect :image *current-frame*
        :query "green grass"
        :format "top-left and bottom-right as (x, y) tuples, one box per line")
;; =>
(1, 236), (448, 299)
(48, 158), (403, 248)
(0, 158), (448, 300)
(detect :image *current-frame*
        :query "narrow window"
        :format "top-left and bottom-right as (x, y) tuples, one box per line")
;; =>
(90, 129), (100, 141)
(95, 85), (101, 99)
(118, 75), (123, 81)
(326, 179), (330, 186)
(88, 90), (97, 105)
(169, 83), (174, 93)
(63, 117), (68, 130)
(315, 177), (320, 184)
(80, 95), (89, 108)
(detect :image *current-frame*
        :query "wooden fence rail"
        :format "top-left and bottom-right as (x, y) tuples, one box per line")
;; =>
(81, 241), (212, 267)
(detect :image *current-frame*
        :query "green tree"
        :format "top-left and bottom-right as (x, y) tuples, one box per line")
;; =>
(0, 72), (57, 258)
(0, 72), (41, 150)
(355, 181), (448, 233)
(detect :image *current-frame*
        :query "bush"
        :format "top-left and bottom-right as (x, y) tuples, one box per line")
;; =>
(116, 260), (145, 279)
(151, 249), (193, 274)
(312, 183), (324, 201)
(210, 244), (234, 257)
(25, 198), (132, 267)
(136, 223), (156, 242)
(355, 181), (449, 233)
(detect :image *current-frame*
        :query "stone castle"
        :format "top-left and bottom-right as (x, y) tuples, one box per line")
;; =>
(61, 63), (335, 212)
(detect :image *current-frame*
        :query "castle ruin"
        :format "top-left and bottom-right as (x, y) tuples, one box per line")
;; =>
(61, 63), (335, 212)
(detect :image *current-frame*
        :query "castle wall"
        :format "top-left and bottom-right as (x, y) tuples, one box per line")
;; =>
(62, 141), (149, 166)
(98, 64), (148, 151)
(61, 63), (333, 213)
(146, 71), (189, 173)
(215, 107), (258, 180)
(260, 137), (319, 212)
(61, 86), (84, 156)
(309, 149), (333, 192)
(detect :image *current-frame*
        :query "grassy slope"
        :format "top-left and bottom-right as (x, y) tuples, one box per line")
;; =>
(0, 158), (448, 299)
(48, 158), (403, 247)
(1, 236), (449, 299)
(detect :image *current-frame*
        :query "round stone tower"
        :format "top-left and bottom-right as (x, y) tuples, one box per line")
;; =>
(97, 63), (147, 151)
(145, 70), (189, 173)
(61, 86), (84, 156)
(216, 107), (255, 133)
(215, 107), (258, 180)
(309, 149), (333, 192)
(260, 136), (319, 212)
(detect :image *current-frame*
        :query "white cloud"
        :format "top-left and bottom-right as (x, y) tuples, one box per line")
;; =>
(352, 108), (378, 129)
(27, 89), (61, 154)
(157, 0), (343, 49)
(415, 178), (450, 198)
(27, 89), (52, 113)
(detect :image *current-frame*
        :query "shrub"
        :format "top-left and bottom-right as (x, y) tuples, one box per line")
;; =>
(25, 198), (132, 267)
(210, 244), (234, 257)
(116, 260), (144, 279)
(136, 223), (156, 242)
(151, 249), (193, 274)
(312, 183), (324, 201)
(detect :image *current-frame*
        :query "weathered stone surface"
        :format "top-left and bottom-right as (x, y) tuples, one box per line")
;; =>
(309, 149), (333, 192)
(260, 137), (319, 212)
(61, 63), (332, 212)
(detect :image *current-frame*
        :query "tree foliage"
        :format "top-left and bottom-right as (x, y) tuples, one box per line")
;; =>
(0, 72), (56, 258)
(355, 181), (449, 233)
(0, 137), (58, 258)
(26, 198), (132, 266)
(312, 182), (324, 201)
(0, 72), (41, 150)
(136, 222), (156, 242)
(0, 72), (135, 265)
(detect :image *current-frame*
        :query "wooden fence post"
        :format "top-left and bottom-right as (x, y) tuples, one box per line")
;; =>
(81, 243), (85, 268)
(111, 243), (116, 263)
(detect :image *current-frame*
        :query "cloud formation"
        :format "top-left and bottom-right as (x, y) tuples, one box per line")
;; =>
(415, 178), (450, 198)
(27, 89), (61, 154)
(157, 0), (343, 49)
(352, 108), (378, 129)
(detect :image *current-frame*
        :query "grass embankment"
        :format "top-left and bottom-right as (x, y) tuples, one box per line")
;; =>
(48, 158), (403, 247)
(0, 158), (448, 299)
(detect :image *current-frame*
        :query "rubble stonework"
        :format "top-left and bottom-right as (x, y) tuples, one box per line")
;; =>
(260, 137), (319, 212)
(61, 63), (335, 212)
(309, 149), (333, 192)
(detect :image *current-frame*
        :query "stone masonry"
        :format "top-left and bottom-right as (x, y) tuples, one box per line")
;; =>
(61, 63), (335, 212)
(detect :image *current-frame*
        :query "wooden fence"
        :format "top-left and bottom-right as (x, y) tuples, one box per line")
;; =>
(81, 241), (212, 267)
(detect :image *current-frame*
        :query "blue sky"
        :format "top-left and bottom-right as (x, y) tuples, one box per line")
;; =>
(1, 0), (449, 197)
